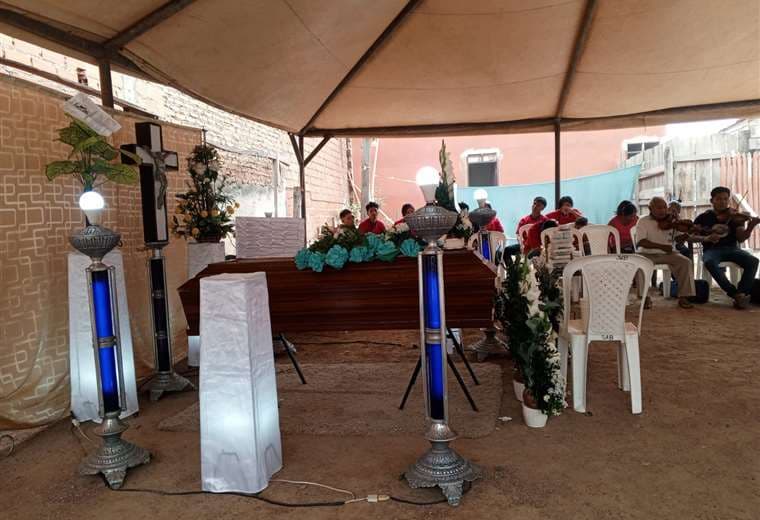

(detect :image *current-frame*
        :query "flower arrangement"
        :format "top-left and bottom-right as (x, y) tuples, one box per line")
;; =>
(171, 143), (237, 242)
(384, 221), (415, 246)
(45, 117), (141, 191)
(495, 254), (565, 417)
(294, 224), (422, 272)
(433, 141), (472, 241)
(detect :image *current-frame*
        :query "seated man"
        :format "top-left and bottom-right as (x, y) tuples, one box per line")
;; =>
(358, 201), (386, 234)
(693, 186), (760, 309)
(339, 208), (355, 228)
(635, 196), (695, 309)
(545, 196), (583, 225)
(608, 200), (638, 253)
(504, 196), (548, 257)
(394, 203), (415, 225)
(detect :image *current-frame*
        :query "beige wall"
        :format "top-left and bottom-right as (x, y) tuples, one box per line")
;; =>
(0, 75), (199, 429)
(0, 33), (354, 241)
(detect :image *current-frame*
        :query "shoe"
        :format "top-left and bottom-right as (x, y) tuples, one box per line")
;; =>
(733, 293), (750, 309)
(677, 298), (693, 309)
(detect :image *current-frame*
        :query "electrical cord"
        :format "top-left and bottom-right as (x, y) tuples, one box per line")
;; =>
(111, 479), (468, 508)
(114, 487), (346, 508)
(65, 424), (467, 509)
(289, 340), (408, 348)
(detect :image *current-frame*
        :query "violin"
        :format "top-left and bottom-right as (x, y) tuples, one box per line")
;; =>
(655, 214), (697, 233)
(714, 207), (757, 226)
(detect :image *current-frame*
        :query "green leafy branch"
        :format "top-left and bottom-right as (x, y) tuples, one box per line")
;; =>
(45, 117), (140, 191)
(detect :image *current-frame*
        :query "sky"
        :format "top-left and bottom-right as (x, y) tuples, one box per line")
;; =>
(665, 119), (737, 137)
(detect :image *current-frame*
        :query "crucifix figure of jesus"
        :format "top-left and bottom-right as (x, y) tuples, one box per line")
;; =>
(121, 122), (178, 246)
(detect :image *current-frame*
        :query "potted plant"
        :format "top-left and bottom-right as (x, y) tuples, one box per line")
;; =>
(496, 255), (565, 428)
(171, 143), (237, 243)
(45, 117), (140, 193)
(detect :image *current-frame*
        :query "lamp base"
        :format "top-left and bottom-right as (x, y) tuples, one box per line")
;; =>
(471, 327), (508, 361)
(404, 422), (480, 506)
(79, 412), (150, 489)
(147, 370), (195, 401)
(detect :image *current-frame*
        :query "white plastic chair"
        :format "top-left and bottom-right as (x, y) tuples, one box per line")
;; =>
(573, 225), (621, 255)
(557, 254), (654, 415)
(630, 226), (672, 299)
(467, 231), (506, 264)
(695, 243), (742, 288)
(517, 224), (534, 253)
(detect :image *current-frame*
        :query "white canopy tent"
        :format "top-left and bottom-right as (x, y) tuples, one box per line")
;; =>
(2, 0), (759, 217)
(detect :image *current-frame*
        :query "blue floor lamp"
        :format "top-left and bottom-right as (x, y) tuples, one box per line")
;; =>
(403, 167), (480, 506)
(71, 191), (150, 488)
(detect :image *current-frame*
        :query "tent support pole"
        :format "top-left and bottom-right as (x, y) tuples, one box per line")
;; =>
(554, 120), (561, 208)
(304, 136), (330, 167)
(289, 134), (307, 244)
(98, 59), (115, 109)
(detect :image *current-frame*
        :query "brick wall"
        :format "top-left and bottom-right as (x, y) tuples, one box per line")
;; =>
(0, 74), (198, 428)
(0, 33), (353, 241)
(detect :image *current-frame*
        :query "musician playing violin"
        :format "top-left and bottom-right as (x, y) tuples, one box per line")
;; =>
(693, 186), (759, 309)
(635, 196), (696, 309)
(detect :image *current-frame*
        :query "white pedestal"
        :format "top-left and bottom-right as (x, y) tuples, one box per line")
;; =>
(187, 241), (225, 368)
(68, 251), (139, 423)
(235, 217), (304, 258)
(188, 241), (226, 279)
(199, 272), (282, 493)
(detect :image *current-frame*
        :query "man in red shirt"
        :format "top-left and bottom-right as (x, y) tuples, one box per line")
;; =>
(504, 196), (548, 257)
(358, 201), (386, 234)
(482, 203), (504, 232)
(545, 196), (583, 225)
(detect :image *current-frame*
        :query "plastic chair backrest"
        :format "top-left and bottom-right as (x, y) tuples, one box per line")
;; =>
(490, 231), (506, 251)
(517, 224), (534, 252)
(467, 231), (507, 258)
(576, 224), (621, 255)
(540, 226), (557, 263)
(562, 255), (653, 340)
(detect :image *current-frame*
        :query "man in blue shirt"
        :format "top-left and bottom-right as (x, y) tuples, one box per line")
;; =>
(693, 186), (760, 309)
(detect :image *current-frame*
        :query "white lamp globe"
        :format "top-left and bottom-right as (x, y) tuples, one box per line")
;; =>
(79, 191), (105, 225)
(415, 166), (440, 203)
(473, 188), (488, 207)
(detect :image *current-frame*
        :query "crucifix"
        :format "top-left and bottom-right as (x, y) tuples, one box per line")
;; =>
(121, 122), (194, 401)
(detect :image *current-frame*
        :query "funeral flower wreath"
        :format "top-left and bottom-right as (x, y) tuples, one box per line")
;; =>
(294, 222), (424, 272)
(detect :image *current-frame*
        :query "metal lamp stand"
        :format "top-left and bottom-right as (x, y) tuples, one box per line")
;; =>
(121, 121), (195, 400)
(70, 224), (150, 488)
(145, 246), (194, 401)
(404, 204), (480, 506)
(468, 210), (508, 361)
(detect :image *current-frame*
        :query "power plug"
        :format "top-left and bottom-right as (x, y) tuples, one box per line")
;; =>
(367, 494), (390, 503)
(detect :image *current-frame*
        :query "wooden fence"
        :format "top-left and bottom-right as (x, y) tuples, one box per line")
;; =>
(623, 132), (759, 249)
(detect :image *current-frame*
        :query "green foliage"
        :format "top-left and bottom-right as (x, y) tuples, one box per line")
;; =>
(171, 144), (236, 241)
(44, 117), (138, 190)
(435, 140), (456, 212)
(495, 255), (565, 416)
